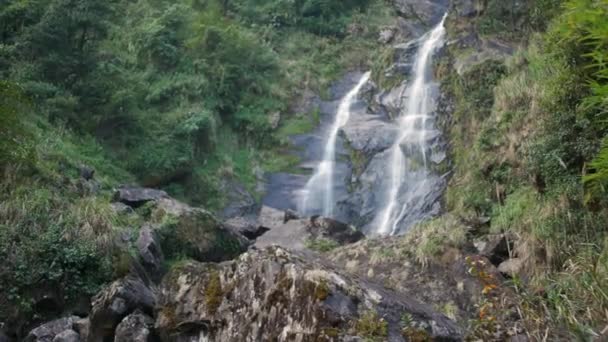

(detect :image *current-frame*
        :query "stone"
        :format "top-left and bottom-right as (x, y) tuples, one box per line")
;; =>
(72, 318), (89, 342)
(25, 316), (79, 342)
(308, 216), (365, 245)
(136, 225), (165, 282)
(52, 330), (79, 342)
(110, 202), (134, 215)
(88, 276), (155, 342)
(152, 198), (249, 262)
(155, 246), (462, 341)
(114, 310), (154, 342)
(498, 258), (524, 277)
(284, 209), (299, 222)
(113, 186), (168, 207)
(257, 205), (286, 230)
(224, 216), (269, 240)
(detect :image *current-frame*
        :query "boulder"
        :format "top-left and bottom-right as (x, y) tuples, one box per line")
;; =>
(114, 311), (154, 342)
(155, 246), (462, 341)
(113, 186), (168, 207)
(224, 216), (269, 240)
(255, 216), (365, 252)
(52, 330), (79, 342)
(257, 205), (286, 230)
(152, 198), (249, 262)
(72, 319), (89, 342)
(25, 316), (79, 342)
(308, 216), (365, 245)
(136, 225), (165, 282)
(88, 276), (155, 342)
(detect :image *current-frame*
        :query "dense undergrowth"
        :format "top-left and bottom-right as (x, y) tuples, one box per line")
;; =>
(0, 0), (393, 333)
(428, 0), (608, 338)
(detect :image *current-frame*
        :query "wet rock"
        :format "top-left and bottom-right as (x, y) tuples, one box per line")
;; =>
(153, 198), (249, 262)
(394, 0), (449, 26)
(25, 316), (79, 342)
(284, 209), (299, 222)
(113, 186), (168, 207)
(52, 330), (79, 342)
(155, 246), (462, 341)
(224, 216), (269, 240)
(114, 311), (154, 342)
(88, 276), (155, 342)
(309, 216), (365, 245)
(498, 258), (524, 277)
(136, 225), (165, 282)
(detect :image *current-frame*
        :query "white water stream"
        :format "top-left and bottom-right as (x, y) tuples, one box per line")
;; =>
(375, 15), (447, 235)
(299, 72), (371, 217)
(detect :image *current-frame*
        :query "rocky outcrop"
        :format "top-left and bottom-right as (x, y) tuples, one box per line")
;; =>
(114, 186), (168, 207)
(156, 246), (462, 341)
(151, 198), (249, 263)
(137, 225), (165, 282)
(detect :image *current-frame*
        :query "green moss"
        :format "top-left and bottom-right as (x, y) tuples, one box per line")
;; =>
(305, 238), (340, 253)
(205, 270), (223, 315)
(355, 310), (388, 340)
(314, 280), (330, 301)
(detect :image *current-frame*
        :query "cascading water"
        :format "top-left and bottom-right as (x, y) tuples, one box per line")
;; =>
(299, 72), (371, 217)
(375, 15), (447, 235)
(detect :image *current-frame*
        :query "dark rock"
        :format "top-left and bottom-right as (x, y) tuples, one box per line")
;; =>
(224, 217), (269, 241)
(394, 0), (449, 26)
(475, 234), (513, 266)
(220, 180), (257, 219)
(113, 186), (168, 207)
(79, 166), (95, 181)
(257, 205), (286, 230)
(88, 276), (155, 342)
(136, 225), (165, 282)
(153, 198), (249, 262)
(0, 329), (8, 342)
(308, 216), (365, 245)
(52, 330), (79, 342)
(155, 246), (462, 341)
(25, 316), (79, 342)
(451, 0), (479, 17)
(114, 310), (154, 342)
(284, 209), (299, 223)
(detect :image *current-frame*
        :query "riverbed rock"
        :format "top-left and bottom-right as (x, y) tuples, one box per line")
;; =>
(224, 216), (269, 240)
(155, 246), (462, 341)
(88, 276), (155, 342)
(258, 205), (288, 230)
(25, 316), (79, 342)
(113, 186), (168, 207)
(152, 198), (249, 262)
(114, 311), (155, 342)
(309, 216), (365, 245)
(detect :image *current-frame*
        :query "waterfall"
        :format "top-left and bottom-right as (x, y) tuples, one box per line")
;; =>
(375, 15), (447, 235)
(299, 72), (371, 217)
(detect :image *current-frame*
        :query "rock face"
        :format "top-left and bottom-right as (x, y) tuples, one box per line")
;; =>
(156, 246), (462, 341)
(114, 186), (168, 207)
(137, 225), (165, 282)
(52, 330), (79, 342)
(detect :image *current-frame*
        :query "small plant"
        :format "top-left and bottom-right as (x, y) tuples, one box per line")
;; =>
(355, 310), (388, 340)
(305, 238), (339, 253)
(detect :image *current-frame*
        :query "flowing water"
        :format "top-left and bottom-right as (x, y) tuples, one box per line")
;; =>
(299, 72), (371, 217)
(374, 15), (447, 235)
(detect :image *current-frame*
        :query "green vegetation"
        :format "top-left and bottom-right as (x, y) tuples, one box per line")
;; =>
(305, 238), (340, 253)
(354, 310), (389, 341)
(433, 0), (608, 338)
(0, 0), (394, 335)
